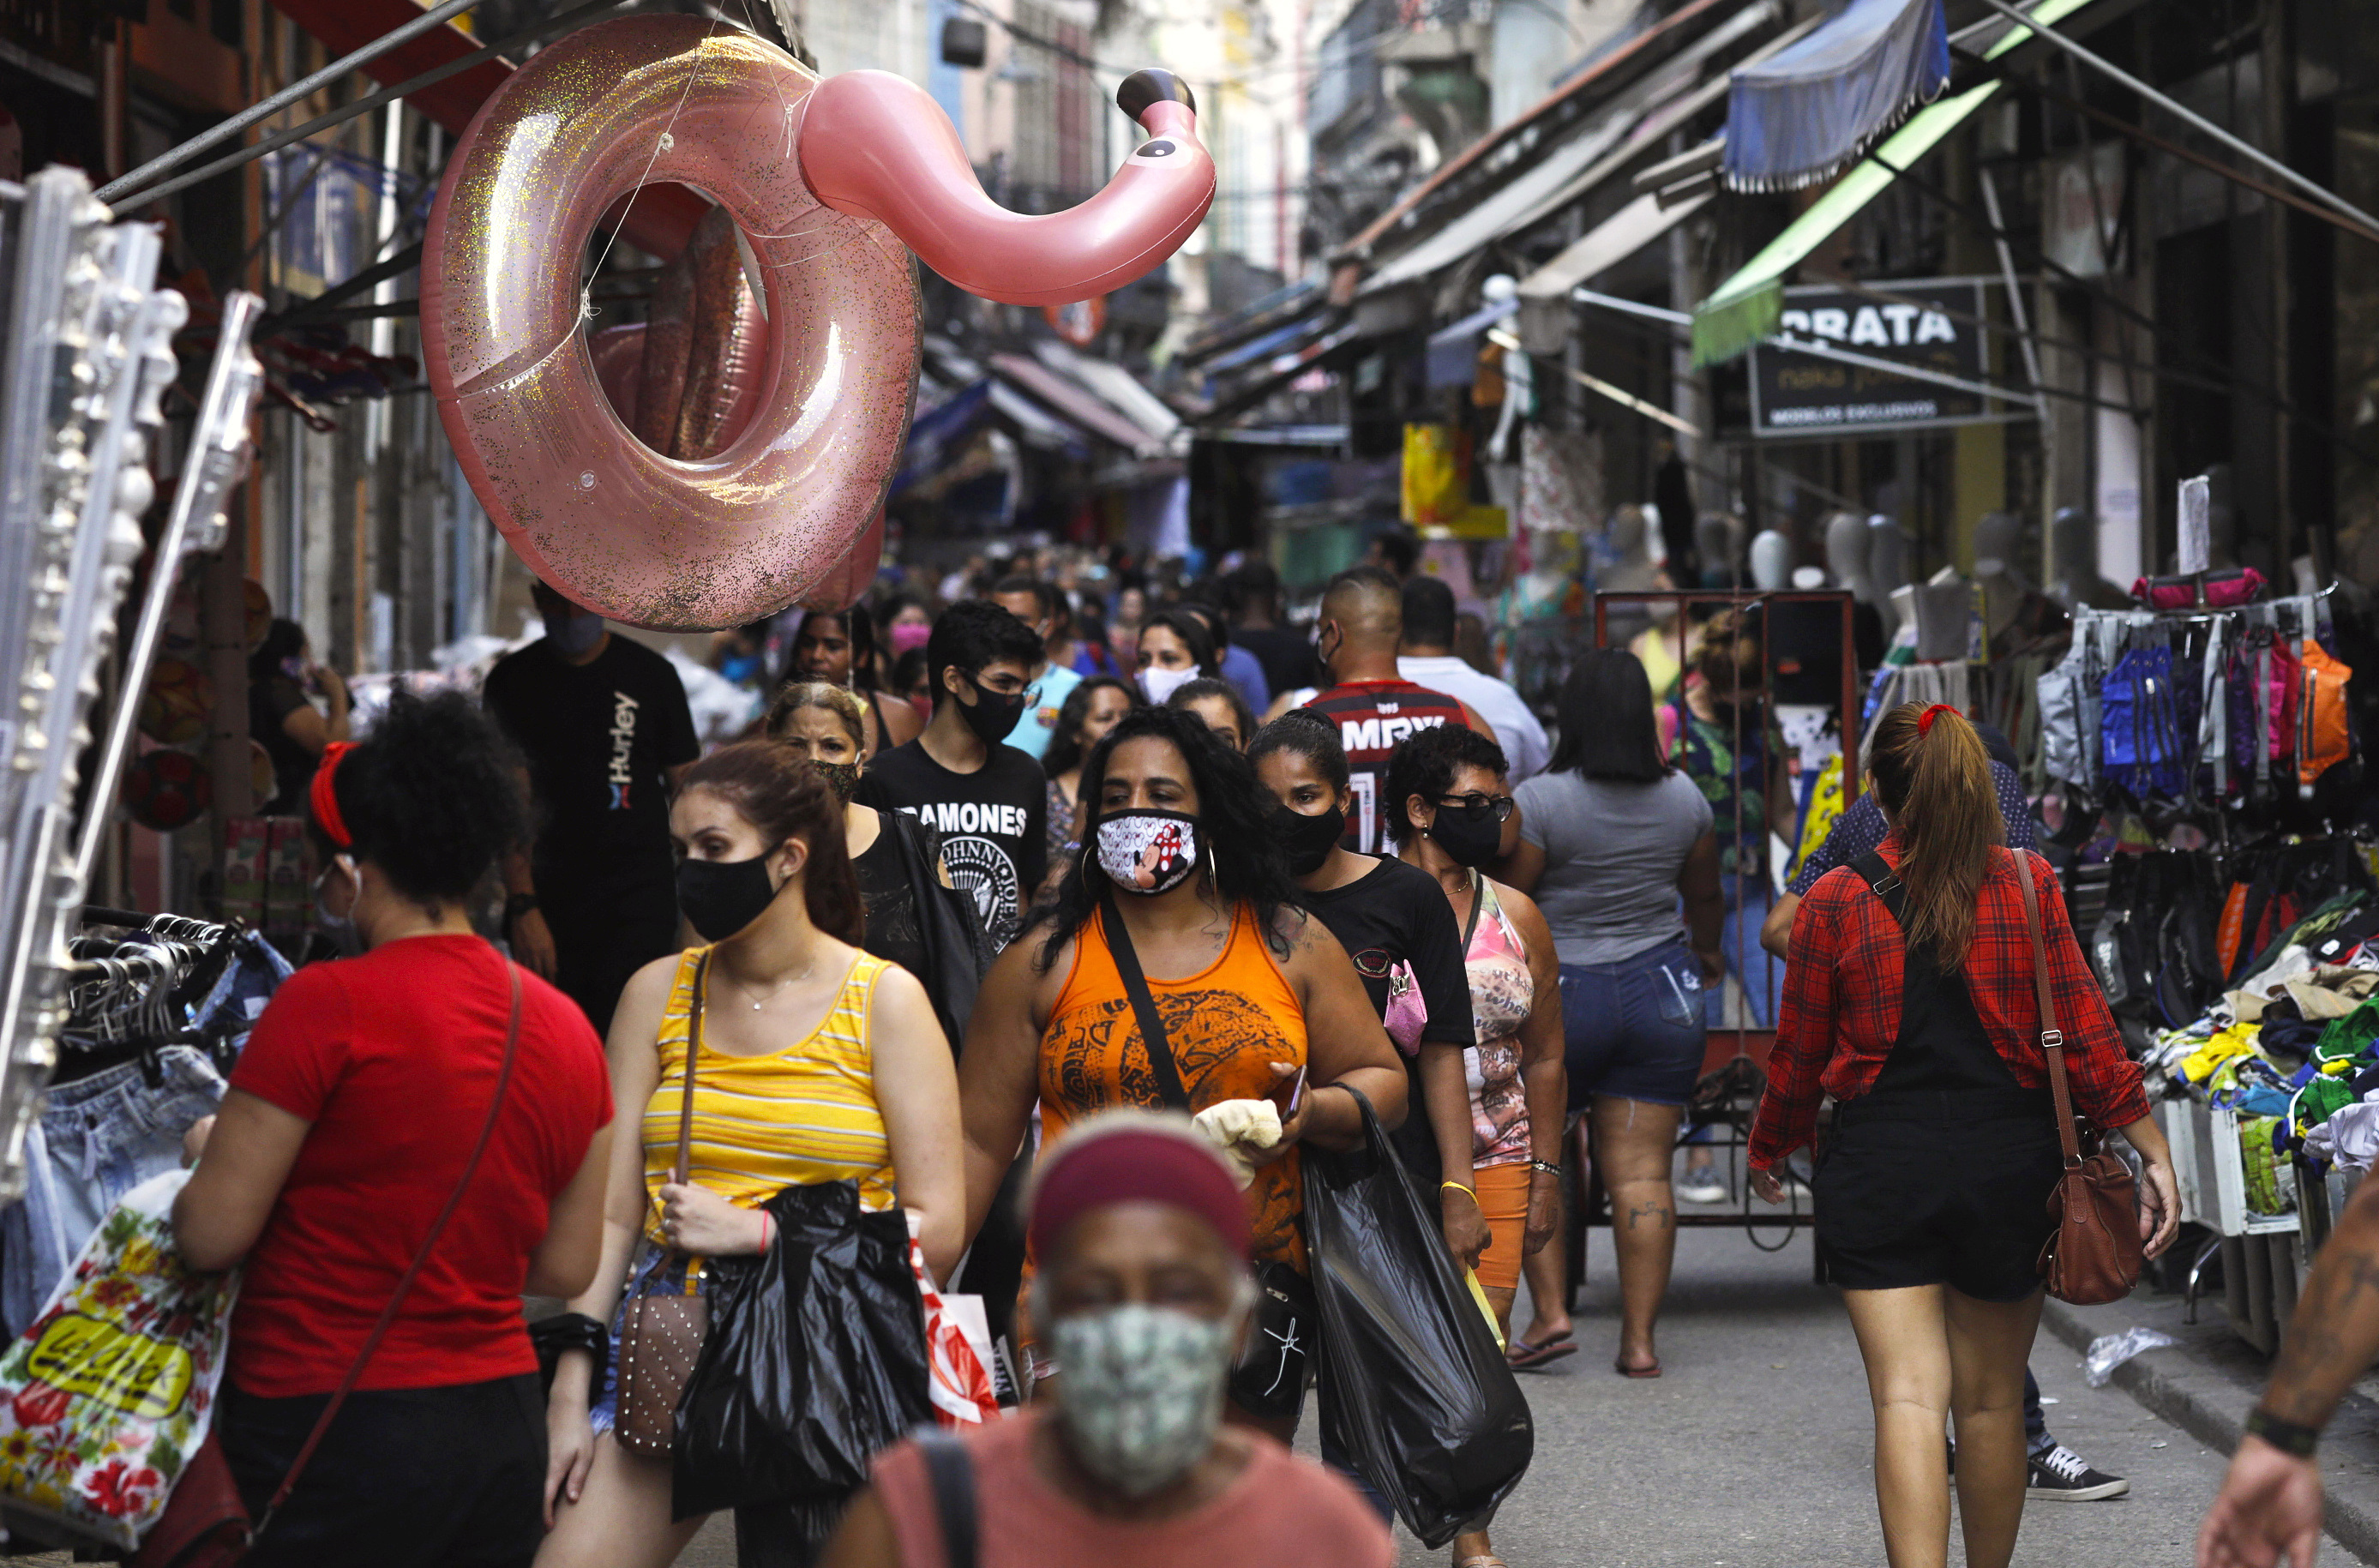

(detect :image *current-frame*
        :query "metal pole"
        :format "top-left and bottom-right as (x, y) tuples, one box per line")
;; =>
(1975, 0), (2379, 238)
(103, 0), (634, 214)
(97, 0), (486, 205)
(1977, 168), (2046, 403)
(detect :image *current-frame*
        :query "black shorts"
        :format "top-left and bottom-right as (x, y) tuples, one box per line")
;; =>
(221, 1373), (545, 1568)
(1814, 1092), (2064, 1303)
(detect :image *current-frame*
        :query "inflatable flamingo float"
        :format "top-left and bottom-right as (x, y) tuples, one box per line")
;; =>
(423, 15), (1212, 628)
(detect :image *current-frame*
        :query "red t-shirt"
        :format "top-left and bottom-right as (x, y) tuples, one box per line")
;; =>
(226, 934), (611, 1397)
(1301, 679), (1471, 854)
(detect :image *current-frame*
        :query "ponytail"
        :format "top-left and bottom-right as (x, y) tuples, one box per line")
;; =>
(1867, 701), (2001, 968)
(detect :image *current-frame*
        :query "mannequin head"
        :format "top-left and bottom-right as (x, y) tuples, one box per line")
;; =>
(1867, 514), (1911, 595)
(1823, 511), (1873, 599)
(1607, 504), (1649, 563)
(1695, 514), (1745, 589)
(1749, 530), (1791, 592)
(1973, 511), (2028, 583)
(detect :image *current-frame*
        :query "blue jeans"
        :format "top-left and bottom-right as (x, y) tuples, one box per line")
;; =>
(1559, 938), (1708, 1109)
(1710, 874), (1785, 1030)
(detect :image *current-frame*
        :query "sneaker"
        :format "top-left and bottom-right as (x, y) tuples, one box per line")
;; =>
(2027, 1444), (2130, 1500)
(1677, 1169), (1729, 1205)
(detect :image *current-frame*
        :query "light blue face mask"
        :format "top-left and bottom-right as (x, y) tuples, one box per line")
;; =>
(313, 856), (364, 958)
(1047, 1304), (1235, 1496)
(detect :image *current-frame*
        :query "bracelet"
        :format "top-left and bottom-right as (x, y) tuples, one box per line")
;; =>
(2246, 1408), (2322, 1458)
(1440, 1181), (1477, 1200)
(1529, 1159), (1562, 1177)
(758, 1211), (773, 1253)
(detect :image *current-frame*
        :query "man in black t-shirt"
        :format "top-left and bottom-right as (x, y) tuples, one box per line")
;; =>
(1224, 561), (1322, 700)
(484, 581), (700, 1033)
(854, 601), (1048, 950)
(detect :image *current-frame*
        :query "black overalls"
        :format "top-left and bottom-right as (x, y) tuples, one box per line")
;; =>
(1811, 853), (2065, 1301)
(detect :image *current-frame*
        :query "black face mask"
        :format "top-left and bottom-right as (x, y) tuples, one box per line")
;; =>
(956, 673), (1025, 746)
(1425, 804), (1503, 868)
(1267, 802), (1346, 876)
(676, 850), (784, 941)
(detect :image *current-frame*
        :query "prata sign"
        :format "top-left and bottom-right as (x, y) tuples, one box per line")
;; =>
(1746, 278), (2004, 438)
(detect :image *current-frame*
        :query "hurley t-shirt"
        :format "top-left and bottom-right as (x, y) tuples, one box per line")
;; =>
(1515, 767), (1713, 966)
(1301, 679), (1471, 853)
(1295, 855), (1475, 1189)
(856, 739), (1048, 948)
(483, 634), (700, 898)
(227, 935), (611, 1397)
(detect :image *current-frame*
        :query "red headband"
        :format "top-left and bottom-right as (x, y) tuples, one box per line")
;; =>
(310, 742), (356, 849)
(1029, 1121), (1252, 1265)
(1917, 703), (1958, 736)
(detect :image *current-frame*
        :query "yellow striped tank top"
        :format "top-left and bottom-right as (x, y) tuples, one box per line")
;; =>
(641, 946), (897, 1244)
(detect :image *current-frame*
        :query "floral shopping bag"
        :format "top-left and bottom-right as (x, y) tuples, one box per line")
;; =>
(0, 1169), (236, 1549)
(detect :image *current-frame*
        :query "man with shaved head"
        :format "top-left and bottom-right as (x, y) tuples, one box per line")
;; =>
(1289, 567), (1490, 853)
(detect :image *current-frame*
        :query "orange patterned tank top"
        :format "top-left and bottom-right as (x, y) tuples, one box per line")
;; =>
(1042, 902), (1309, 1269)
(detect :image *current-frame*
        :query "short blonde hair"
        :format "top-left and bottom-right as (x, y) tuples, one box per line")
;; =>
(765, 681), (866, 748)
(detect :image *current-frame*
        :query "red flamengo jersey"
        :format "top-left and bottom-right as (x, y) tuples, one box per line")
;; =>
(1301, 679), (1471, 852)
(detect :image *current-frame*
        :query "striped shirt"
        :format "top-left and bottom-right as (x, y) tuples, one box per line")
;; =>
(641, 946), (895, 1243)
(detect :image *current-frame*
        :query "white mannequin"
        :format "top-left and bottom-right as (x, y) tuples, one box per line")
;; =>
(1600, 505), (1664, 593)
(1749, 529), (1791, 592)
(1971, 510), (2032, 640)
(2048, 505), (2130, 610)
(1867, 514), (1912, 635)
(1824, 511), (1877, 604)
(1696, 513), (1745, 588)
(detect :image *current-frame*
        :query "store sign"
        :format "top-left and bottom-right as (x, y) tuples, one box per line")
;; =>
(1745, 278), (1999, 438)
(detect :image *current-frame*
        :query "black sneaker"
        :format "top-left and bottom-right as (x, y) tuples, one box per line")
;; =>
(2027, 1444), (2130, 1500)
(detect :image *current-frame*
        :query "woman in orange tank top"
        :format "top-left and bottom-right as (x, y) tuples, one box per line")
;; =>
(959, 706), (1408, 1438)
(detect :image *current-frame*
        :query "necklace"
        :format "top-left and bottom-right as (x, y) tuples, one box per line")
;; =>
(726, 961), (816, 1012)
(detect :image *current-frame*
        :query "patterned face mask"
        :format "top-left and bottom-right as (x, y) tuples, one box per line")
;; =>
(1094, 809), (1199, 896)
(1048, 1305), (1234, 1496)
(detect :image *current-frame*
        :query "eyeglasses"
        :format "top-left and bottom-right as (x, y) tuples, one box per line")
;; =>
(1435, 793), (1516, 823)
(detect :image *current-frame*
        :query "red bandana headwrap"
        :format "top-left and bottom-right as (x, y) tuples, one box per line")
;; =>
(309, 741), (356, 849)
(1916, 703), (1958, 736)
(1029, 1117), (1252, 1265)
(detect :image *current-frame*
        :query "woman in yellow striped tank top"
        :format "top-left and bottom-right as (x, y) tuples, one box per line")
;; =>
(539, 742), (961, 1568)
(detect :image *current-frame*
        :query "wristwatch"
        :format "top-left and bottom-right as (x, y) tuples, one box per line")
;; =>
(504, 892), (541, 927)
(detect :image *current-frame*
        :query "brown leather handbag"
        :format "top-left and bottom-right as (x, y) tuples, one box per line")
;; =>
(613, 952), (712, 1457)
(2012, 853), (2144, 1305)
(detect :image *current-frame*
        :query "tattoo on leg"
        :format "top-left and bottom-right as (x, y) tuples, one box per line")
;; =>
(1625, 1201), (1673, 1231)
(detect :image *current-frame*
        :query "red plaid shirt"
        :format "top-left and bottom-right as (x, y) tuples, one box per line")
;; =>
(1748, 840), (2149, 1170)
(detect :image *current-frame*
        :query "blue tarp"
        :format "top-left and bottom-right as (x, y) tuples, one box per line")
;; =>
(1720, 0), (1950, 191)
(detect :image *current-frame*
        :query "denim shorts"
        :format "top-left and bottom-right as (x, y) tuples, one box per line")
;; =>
(1559, 938), (1709, 1109)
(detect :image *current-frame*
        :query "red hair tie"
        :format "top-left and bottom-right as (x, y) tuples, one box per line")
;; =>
(1916, 703), (1958, 736)
(310, 742), (356, 849)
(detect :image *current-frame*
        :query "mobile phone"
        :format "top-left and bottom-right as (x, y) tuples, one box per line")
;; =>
(1277, 1065), (1307, 1119)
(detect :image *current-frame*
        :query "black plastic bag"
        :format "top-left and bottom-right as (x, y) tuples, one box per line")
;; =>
(671, 1180), (934, 1519)
(1302, 1088), (1534, 1548)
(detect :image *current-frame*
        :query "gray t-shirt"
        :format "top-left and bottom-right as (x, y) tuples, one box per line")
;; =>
(1516, 768), (1713, 966)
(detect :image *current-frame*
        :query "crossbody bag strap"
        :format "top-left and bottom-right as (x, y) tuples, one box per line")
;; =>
(257, 958), (527, 1534)
(1097, 886), (1190, 1110)
(918, 1428), (979, 1568)
(2010, 850), (2085, 1173)
(676, 950), (707, 1187)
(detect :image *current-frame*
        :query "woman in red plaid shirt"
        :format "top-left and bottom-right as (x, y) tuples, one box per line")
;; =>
(1750, 702), (2179, 1568)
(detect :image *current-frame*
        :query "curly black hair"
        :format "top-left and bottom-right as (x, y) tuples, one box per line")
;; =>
(1030, 704), (1295, 971)
(1382, 722), (1510, 847)
(310, 688), (526, 904)
(1247, 708), (1349, 791)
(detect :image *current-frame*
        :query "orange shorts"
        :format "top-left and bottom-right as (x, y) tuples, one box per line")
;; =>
(1471, 1162), (1532, 1294)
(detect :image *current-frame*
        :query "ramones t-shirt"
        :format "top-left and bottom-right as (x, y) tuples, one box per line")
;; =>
(856, 740), (1047, 948)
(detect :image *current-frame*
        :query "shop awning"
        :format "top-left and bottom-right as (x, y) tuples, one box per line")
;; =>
(1356, 1), (1778, 298)
(1718, 0), (1949, 193)
(988, 353), (1168, 457)
(1691, 0), (2102, 367)
(1031, 342), (1185, 447)
(1513, 188), (1710, 354)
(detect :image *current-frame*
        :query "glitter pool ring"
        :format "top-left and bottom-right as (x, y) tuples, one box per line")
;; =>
(424, 15), (1215, 628)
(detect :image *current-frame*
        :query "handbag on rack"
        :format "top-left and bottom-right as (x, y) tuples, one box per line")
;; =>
(2010, 854), (2144, 1306)
(614, 951), (712, 1458)
(133, 960), (526, 1568)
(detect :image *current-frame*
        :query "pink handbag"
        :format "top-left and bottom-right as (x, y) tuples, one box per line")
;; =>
(1383, 961), (1427, 1055)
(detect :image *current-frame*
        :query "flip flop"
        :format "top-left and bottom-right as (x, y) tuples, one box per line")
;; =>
(1505, 1336), (1577, 1370)
(1614, 1356), (1661, 1379)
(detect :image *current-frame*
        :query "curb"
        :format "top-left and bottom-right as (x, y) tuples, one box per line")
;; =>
(2040, 1295), (2379, 1565)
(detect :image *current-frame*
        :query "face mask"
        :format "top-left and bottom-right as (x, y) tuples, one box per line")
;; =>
(1425, 802), (1504, 868)
(956, 673), (1025, 746)
(1096, 809), (1199, 895)
(313, 858), (363, 958)
(887, 622), (932, 658)
(814, 759), (860, 804)
(1313, 622), (1342, 670)
(1048, 1305), (1234, 1498)
(1266, 801), (1344, 876)
(544, 607), (604, 656)
(1139, 664), (1198, 706)
(675, 850), (784, 941)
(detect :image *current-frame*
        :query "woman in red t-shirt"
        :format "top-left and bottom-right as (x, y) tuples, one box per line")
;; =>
(173, 692), (615, 1568)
